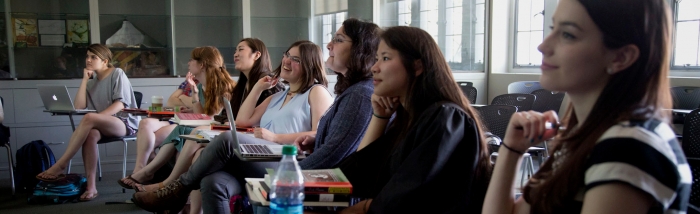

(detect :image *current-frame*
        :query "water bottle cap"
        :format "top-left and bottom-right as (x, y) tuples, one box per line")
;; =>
(282, 145), (297, 155)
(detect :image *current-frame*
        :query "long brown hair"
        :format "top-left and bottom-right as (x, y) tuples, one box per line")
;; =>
(523, 0), (673, 212)
(190, 46), (237, 116)
(380, 26), (491, 189)
(333, 18), (380, 95)
(229, 38), (282, 117)
(272, 40), (328, 93)
(87, 44), (114, 68)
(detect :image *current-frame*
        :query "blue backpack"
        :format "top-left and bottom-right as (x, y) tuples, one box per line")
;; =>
(28, 174), (86, 204)
(15, 140), (57, 191)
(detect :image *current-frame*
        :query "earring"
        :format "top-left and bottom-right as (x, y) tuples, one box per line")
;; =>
(606, 67), (614, 74)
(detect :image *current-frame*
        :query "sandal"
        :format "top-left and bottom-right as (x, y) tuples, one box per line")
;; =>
(79, 191), (99, 201)
(136, 182), (164, 192)
(36, 171), (66, 182)
(117, 175), (141, 189)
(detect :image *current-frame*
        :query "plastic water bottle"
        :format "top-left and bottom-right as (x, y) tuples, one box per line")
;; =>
(269, 145), (305, 214)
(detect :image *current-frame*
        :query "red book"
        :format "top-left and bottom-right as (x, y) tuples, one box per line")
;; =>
(211, 124), (230, 130)
(265, 168), (353, 194)
(236, 126), (254, 132)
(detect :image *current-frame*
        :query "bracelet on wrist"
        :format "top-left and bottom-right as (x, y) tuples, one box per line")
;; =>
(372, 112), (391, 119)
(501, 143), (524, 155)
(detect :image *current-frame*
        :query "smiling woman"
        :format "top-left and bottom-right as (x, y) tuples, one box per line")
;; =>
(483, 0), (690, 213)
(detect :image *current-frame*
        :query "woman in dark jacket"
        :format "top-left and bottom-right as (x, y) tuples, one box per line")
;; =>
(338, 26), (492, 214)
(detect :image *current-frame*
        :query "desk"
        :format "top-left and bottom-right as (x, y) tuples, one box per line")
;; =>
(244, 178), (350, 207)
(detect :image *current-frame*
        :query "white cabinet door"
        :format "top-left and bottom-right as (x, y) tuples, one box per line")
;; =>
(0, 89), (14, 124)
(13, 89), (63, 123)
(14, 126), (83, 164)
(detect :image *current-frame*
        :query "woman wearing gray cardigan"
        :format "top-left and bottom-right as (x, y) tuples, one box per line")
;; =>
(133, 18), (381, 213)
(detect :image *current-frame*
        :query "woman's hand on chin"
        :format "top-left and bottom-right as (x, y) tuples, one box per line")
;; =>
(370, 94), (400, 118)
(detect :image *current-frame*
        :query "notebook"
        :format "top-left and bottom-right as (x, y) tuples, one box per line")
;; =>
(37, 85), (96, 113)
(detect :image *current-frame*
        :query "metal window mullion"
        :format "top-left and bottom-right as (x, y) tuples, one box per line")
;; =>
(696, 20), (700, 66)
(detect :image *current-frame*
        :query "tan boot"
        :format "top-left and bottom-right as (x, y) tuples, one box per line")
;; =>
(132, 179), (191, 212)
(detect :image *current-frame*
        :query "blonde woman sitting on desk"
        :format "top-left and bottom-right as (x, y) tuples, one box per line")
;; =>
(36, 44), (139, 201)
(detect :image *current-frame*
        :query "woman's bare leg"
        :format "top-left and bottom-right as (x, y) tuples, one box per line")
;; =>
(134, 119), (173, 172)
(121, 120), (176, 186)
(81, 129), (101, 200)
(130, 143), (177, 184)
(162, 141), (208, 186)
(37, 113), (126, 180)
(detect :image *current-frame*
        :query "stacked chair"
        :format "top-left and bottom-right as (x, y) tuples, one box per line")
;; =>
(683, 109), (700, 213)
(458, 81), (477, 104)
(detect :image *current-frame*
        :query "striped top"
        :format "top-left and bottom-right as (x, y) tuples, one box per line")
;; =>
(563, 119), (691, 213)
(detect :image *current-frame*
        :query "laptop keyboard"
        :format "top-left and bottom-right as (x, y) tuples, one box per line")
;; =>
(242, 144), (274, 155)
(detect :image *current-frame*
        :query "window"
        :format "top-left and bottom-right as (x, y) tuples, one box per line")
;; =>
(673, 0), (700, 68)
(445, 0), (463, 63)
(514, 0), (544, 67)
(320, 11), (347, 63)
(398, 0), (411, 26)
(379, 0), (488, 72)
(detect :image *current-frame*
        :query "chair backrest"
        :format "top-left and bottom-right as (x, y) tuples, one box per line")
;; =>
(683, 109), (700, 158)
(671, 86), (700, 109)
(460, 86), (477, 104)
(530, 89), (565, 113)
(457, 81), (473, 87)
(688, 158), (700, 209)
(507, 81), (542, 94)
(134, 91), (143, 109)
(475, 105), (518, 139)
(491, 94), (536, 112)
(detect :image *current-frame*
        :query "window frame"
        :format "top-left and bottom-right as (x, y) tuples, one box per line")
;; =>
(670, 0), (700, 71)
(407, 0), (489, 73)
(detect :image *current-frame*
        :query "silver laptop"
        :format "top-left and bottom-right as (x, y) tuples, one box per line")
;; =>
(37, 85), (96, 113)
(222, 97), (286, 158)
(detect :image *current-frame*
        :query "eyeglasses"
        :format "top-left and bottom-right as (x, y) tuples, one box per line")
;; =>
(283, 51), (302, 65)
(330, 35), (352, 44)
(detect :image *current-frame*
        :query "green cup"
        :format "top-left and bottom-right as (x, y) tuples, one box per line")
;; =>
(149, 106), (153, 112)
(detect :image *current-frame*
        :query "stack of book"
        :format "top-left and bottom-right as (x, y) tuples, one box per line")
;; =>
(257, 168), (353, 204)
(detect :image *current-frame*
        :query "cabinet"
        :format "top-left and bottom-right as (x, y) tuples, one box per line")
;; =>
(0, 0), (250, 80)
(250, 0), (309, 65)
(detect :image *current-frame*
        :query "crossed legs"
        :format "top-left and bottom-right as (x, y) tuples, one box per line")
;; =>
(36, 113), (127, 200)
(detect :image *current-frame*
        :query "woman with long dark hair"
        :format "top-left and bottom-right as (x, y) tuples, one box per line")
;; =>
(483, 0), (690, 213)
(338, 26), (491, 213)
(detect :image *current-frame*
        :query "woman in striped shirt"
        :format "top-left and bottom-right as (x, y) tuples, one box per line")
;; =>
(483, 0), (690, 213)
